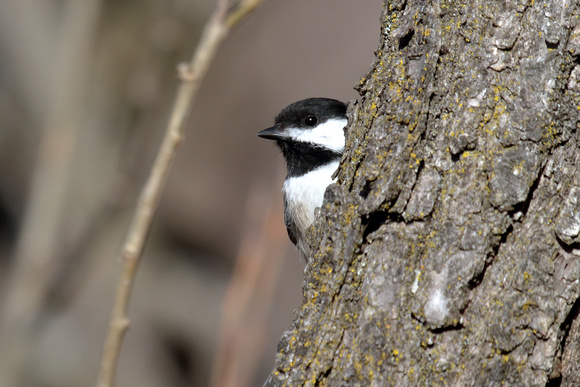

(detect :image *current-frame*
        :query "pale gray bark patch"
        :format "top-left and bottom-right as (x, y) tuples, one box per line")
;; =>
(555, 186), (580, 247)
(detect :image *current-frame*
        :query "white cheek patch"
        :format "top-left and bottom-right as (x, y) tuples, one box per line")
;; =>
(285, 118), (347, 152)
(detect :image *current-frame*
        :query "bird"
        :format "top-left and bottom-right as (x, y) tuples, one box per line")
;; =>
(257, 98), (347, 262)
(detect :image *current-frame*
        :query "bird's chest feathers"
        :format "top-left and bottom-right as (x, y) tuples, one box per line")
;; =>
(282, 161), (339, 236)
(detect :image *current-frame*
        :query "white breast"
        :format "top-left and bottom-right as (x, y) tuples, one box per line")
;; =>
(282, 161), (340, 237)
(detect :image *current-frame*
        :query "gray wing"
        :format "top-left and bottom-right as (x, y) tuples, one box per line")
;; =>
(283, 193), (311, 263)
(283, 193), (298, 246)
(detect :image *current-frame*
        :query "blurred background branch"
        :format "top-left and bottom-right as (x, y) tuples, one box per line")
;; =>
(210, 169), (288, 387)
(0, 1), (103, 385)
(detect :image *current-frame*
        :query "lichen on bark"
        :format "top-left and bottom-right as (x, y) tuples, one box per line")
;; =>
(266, 0), (580, 385)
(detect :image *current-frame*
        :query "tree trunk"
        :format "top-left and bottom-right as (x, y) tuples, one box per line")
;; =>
(266, 0), (580, 385)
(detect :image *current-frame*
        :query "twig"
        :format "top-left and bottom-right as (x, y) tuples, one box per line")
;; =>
(95, 1), (266, 386)
(225, 0), (265, 28)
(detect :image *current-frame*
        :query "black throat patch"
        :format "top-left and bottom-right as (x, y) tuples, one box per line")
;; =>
(276, 141), (341, 177)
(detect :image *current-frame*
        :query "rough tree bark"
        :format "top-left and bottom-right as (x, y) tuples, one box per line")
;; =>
(266, 0), (580, 385)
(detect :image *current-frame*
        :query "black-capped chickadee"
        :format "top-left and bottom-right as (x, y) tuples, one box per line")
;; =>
(258, 98), (347, 262)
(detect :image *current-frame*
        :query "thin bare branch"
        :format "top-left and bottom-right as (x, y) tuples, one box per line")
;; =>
(226, 0), (266, 29)
(95, 1), (266, 386)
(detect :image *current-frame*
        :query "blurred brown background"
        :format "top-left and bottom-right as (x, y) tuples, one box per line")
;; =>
(0, 0), (381, 386)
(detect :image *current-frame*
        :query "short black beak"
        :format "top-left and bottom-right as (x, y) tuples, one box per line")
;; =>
(257, 126), (285, 141)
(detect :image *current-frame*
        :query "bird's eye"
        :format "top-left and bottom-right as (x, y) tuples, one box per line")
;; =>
(304, 116), (318, 127)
